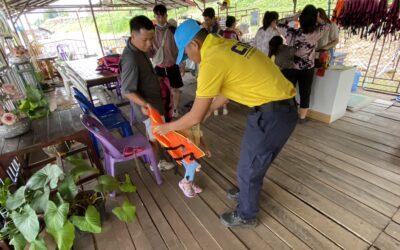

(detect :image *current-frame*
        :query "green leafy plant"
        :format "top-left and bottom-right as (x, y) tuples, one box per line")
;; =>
(0, 157), (137, 250)
(18, 85), (49, 120)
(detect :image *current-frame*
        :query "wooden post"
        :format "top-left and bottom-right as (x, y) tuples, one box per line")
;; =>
(293, 0), (297, 13)
(76, 11), (89, 54)
(88, 0), (105, 56)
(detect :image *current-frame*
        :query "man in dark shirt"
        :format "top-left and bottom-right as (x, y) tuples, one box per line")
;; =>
(120, 15), (174, 171)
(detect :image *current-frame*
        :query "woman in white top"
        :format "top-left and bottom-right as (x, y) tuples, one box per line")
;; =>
(316, 8), (339, 63)
(253, 11), (280, 56)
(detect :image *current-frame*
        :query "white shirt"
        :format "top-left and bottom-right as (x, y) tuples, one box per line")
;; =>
(317, 22), (339, 50)
(253, 27), (280, 56)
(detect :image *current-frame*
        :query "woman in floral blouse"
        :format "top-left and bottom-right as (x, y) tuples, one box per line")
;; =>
(277, 5), (329, 123)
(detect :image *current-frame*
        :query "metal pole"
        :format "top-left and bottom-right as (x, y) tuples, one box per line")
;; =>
(327, 0), (332, 18)
(371, 35), (387, 87)
(24, 14), (37, 42)
(89, 0), (105, 56)
(76, 11), (89, 55)
(362, 38), (379, 88)
(2, 0), (21, 44)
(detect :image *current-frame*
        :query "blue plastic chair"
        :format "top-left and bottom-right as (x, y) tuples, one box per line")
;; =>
(72, 87), (120, 117)
(73, 94), (133, 137)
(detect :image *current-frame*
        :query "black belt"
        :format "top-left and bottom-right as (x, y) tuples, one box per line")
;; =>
(253, 98), (297, 112)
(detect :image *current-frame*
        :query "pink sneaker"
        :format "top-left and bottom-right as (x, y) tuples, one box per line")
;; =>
(179, 179), (196, 198)
(192, 182), (203, 194)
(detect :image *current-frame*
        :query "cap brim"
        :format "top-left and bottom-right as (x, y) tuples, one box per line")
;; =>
(176, 47), (185, 65)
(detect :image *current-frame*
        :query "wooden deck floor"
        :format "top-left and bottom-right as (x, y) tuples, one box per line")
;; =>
(75, 88), (400, 250)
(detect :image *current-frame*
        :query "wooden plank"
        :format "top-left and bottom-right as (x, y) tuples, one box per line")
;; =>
(328, 119), (400, 151)
(1, 136), (20, 155)
(201, 137), (367, 249)
(385, 222), (400, 242)
(200, 161), (310, 249)
(155, 170), (222, 249)
(17, 130), (34, 153)
(289, 135), (400, 195)
(200, 146), (340, 249)
(129, 169), (184, 249)
(296, 123), (400, 175)
(372, 233), (400, 250)
(74, 231), (96, 250)
(47, 111), (62, 144)
(274, 151), (392, 228)
(309, 121), (400, 158)
(394, 209), (400, 224)
(125, 187), (168, 250)
(32, 113), (49, 145)
(138, 167), (202, 249)
(267, 167), (381, 244)
(341, 116), (400, 137)
(93, 197), (136, 250)
(161, 172), (247, 250)
(167, 169), (274, 250)
(125, 211), (153, 250)
(281, 145), (399, 217)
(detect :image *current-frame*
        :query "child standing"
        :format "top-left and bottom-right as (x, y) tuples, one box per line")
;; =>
(177, 124), (211, 198)
(268, 36), (295, 77)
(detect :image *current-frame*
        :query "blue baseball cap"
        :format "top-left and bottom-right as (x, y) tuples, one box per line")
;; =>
(174, 19), (201, 64)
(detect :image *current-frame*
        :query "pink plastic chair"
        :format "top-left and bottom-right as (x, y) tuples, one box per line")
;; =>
(81, 114), (162, 185)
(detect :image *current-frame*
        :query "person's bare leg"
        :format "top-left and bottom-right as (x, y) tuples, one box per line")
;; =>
(172, 88), (181, 117)
(299, 108), (308, 119)
(223, 103), (228, 115)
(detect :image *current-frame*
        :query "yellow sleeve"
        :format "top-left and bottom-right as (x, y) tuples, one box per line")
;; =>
(196, 61), (225, 98)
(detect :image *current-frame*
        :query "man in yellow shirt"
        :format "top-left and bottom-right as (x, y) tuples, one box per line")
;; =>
(154, 19), (298, 228)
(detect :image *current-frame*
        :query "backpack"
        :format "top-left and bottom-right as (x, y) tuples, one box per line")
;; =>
(96, 54), (121, 74)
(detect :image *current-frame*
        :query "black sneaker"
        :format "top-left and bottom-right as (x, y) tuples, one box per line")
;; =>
(227, 188), (239, 201)
(298, 118), (309, 124)
(220, 211), (258, 228)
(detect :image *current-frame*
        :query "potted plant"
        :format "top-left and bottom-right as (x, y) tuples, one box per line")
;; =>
(0, 83), (30, 138)
(0, 157), (137, 250)
(18, 85), (50, 120)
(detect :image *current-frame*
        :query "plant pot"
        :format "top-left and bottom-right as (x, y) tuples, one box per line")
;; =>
(73, 191), (106, 223)
(0, 118), (30, 139)
(0, 240), (10, 250)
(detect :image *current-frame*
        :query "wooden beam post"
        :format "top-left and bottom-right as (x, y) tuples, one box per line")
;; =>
(88, 0), (105, 56)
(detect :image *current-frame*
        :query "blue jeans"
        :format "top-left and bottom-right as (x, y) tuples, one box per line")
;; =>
(237, 104), (298, 220)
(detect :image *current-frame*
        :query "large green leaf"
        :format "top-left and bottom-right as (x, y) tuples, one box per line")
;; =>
(29, 237), (47, 250)
(71, 205), (101, 233)
(58, 175), (78, 201)
(44, 201), (69, 231)
(31, 187), (50, 213)
(47, 220), (75, 250)
(19, 100), (31, 112)
(94, 175), (119, 193)
(26, 164), (64, 190)
(11, 205), (39, 242)
(119, 174), (136, 193)
(10, 233), (27, 250)
(25, 85), (42, 103)
(68, 158), (99, 182)
(6, 186), (26, 210)
(0, 178), (12, 207)
(112, 200), (136, 223)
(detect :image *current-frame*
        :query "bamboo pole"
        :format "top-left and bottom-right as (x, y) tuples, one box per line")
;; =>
(88, 0), (105, 56)
(76, 11), (89, 55)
